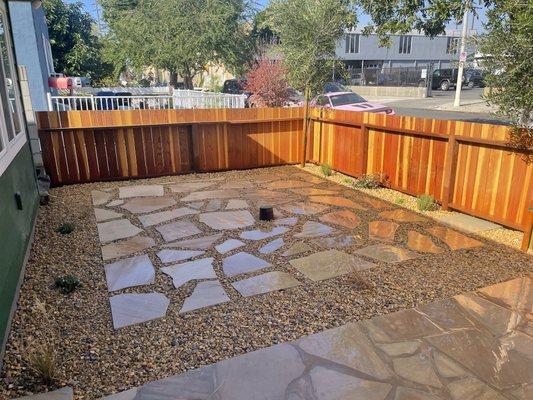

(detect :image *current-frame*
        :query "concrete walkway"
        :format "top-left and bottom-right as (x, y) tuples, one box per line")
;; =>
(101, 274), (532, 400)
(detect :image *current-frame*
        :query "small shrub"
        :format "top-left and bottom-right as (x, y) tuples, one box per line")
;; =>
(320, 163), (332, 176)
(54, 275), (81, 294)
(417, 194), (437, 211)
(342, 178), (353, 185)
(27, 345), (57, 385)
(56, 223), (74, 235)
(346, 269), (374, 291)
(353, 173), (388, 189)
(395, 197), (405, 205)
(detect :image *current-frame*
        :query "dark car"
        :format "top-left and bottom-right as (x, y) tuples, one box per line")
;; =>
(465, 69), (485, 88)
(222, 79), (248, 95)
(95, 91), (133, 110)
(431, 69), (466, 91)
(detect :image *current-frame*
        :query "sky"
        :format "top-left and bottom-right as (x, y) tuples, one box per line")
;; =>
(67, 0), (486, 32)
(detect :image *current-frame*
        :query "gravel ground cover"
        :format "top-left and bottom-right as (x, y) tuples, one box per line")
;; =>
(1, 165), (531, 399)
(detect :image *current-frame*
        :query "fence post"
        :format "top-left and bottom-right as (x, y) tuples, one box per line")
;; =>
(46, 92), (53, 111)
(358, 124), (369, 177)
(441, 130), (458, 210)
(521, 206), (533, 253)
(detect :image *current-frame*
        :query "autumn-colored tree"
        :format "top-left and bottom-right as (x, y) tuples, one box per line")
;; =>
(245, 59), (291, 107)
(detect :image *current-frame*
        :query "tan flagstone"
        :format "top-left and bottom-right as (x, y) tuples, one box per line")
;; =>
(264, 180), (314, 190)
(312, 235), (360, 249)
(199, 210), (255, 230)
(119, 185), (164, 199)
(407, 231), (443, 253)
(205, 199), (223, 212)
(477, 276), (532, 314)
(426, 226), (484, 250)
(226, 199), (249, 210)
(289, 187), (338, 196)
(308, 195), (366, 210)
(138, 207), (199, 227)
(181, 189), (240, 202)
(220, 181), (253, 189)
(97, 219), (143, 243)
(280, 202), (329, 215)
(106, 199), (124, 207)
(379, 209), (427, 223)
(155, 220), (201, 242)
(168, 181), (216, 193)
(369, 221), (399, 241)
(232, 271), (301, 297)
(393, 353), (443, 388)
(294, 221), (335, 238)
(101, 236), (155, 261)
(319, 210), (361, 229)
(121, 197), (177, 214)
(355, 244), (418, 263)
(282, 242), (312, 257)
(94, 208), (123, 222)
(179, 280), (230, 313)
(92, 190), (112, 206)
(377, 341), (420, 357)
(163, 233), (223, 250)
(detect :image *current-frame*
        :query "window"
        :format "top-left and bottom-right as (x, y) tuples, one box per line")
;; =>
(398, 35), (412, 54)
(446, 37), (459, 54)
(0, 4), (26, 176)
(345, 33), (359, 54)
(316, 96), (330, 107)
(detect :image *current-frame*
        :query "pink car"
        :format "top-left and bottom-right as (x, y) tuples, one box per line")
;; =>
(311, 91), (395, 115)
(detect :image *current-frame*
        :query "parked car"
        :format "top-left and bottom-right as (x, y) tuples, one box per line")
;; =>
(286, 88), (303, 107)
(311, 91), (395, 114)
(431, 68), (466, 91)
(222, 79), (248, 95)
(323, 82), (352, 93)
(95, 91), (133, 110)
(464, 69), (485, 88)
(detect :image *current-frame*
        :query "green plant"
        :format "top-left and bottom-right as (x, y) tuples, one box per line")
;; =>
(395, 197), (405, 205)
(342, 178), (353, 185)
(54, 275), (82, 294)
(56, 222), (74, 235)
(320, 163), (332, 176)
(27, 345), (58, 385)
(417, 194), (437, 211)
(353, 173), (388, 189)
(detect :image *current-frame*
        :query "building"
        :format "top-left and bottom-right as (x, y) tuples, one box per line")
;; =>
(337, 28), (476, 71)
(0, 0), (40, 362)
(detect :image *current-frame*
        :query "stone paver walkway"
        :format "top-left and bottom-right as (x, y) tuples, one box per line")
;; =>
(100, 275), (532, 399)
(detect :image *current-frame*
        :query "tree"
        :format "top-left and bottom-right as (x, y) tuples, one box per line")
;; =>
(43, 0), (112, 84)
(267, 0), (356, 164)
(245, 58), (291, 107)
(100, 0), (253, 89)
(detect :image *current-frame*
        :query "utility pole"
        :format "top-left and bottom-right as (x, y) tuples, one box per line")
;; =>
(453, 2), (470, 107)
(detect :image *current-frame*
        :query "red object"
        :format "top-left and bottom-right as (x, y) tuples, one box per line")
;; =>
(245, 58), (291, 107)
(48, 76), (72, 89)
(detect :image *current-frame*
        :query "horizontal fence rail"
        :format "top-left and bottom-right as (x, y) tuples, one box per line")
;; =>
(36, 107), (532, 234)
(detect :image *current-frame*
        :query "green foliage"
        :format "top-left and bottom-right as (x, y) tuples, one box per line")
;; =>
(395, 197), (405, 205)
(54, 275), (82, 294)
(27, 346), (57, 385)
(342, 178), (354, 185)
(353, 173), (388, 189)
(417, 194), (437, 211)
(267, 0), (356, 95)
(100, 0), (253, 88)
(320, 163), (332, 176)
(56, 222), (74, 235)
(43, 0), (113, 84)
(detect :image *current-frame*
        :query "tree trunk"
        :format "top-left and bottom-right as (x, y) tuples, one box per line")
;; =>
(301, 85), (311, 167)
(169, 72), (179, 88)
(183, 74), (194, 90)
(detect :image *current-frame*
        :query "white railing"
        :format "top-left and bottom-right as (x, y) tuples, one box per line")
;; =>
(48, 90), (247, 111)
(172, 90), (247, 109)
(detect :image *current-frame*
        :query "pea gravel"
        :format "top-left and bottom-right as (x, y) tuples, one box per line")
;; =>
(1, 165), (531, 399)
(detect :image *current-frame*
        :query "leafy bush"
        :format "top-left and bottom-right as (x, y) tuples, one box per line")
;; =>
(417, 194), (437, 211)
(353, 173), (388, 189)
(395, 197), (405, 205)
(56, 223), (74, 235)
(54, 275), (82, 294)
(320, 163), (332, 176)
(342, 178), (353, 185)
(27, 345), (57, 385)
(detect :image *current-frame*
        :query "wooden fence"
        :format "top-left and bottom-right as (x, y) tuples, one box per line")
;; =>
(37, 107), (532, 235)
(36, 107), (304, 185)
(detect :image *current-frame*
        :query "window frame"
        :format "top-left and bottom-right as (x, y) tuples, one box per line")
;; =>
(0, 2), (27, 176)
(398, 35), (412, 54)
(345, 33), (360, 54)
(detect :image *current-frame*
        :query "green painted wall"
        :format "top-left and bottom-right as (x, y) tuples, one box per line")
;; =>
(0, 144), (39, 352)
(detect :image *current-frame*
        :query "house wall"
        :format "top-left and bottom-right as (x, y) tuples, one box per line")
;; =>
(0, 144), (39, 357)
(8, 1), (53, 111)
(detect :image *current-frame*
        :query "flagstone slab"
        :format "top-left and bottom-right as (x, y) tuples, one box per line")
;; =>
(187, 201), (206, 210)
(205, 199), (223, 212)
(179, 280), (230, 313)
(138, 207), (199, 227)
(222, 252), (271, 277)
(426, 226), (484, 250)
(282, 241), (312, 257)
(232, 271), (301, 297)
(15, 386), (74, 400)
(245, 189), (295, 204)
(92, 190), (112, 206)
(121, 197), (177, 214)
(290, 249), (375, 281)
(161, 258), (217, 289)
(181, 189), (240, 202)
(264, 180), (314, 190)
(215, 239), (246, 254)
(226, 199), (249, 210)
(168, 181), (216, 193)
(157, 249), (205, 263)
(379, 209), (427, 223)
(156, 220), (202, 242)
(119, 185), (164, 199)
(281, 202), (329, 215)
(101, 236), (155, 261)
(97, 219), (143, 243)
(240, 226), (289, 241)
(369, 221), (399, 241)
(434, 212), (501, 233)
(294, 221), (335, 238)
(259, 238), (285, 254)
(106, 199), (125, 207)
(163, 233), (223, 250)
(407, 231), (442, 253)
(292, 173), (329, 184)
(105, 254), (155, 292)
(312, 235), (360, 249)
(289, 187), (338, 196)
(360, 197), (393, 209)
(199, 210), (255, 230)
(94, 208), (123, 222)
(308, 195), (366, 210)
(477, 276), (532, 314)
(273, 216), (298, 226)
(220, 181), (253, 189)
(355, 244), (418, 263)
(109, 292), (170, 329)
(319, 210), (361, 229)
(393, 354), (443, 388)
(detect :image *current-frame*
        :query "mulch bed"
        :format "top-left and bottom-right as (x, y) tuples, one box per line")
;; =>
(1, 165), (531, 399)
